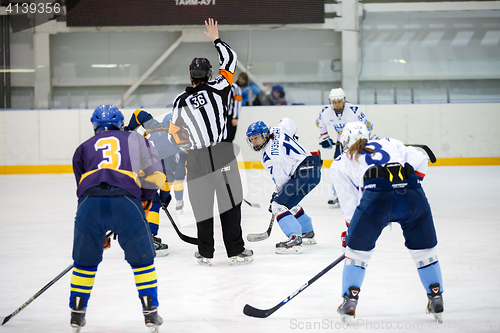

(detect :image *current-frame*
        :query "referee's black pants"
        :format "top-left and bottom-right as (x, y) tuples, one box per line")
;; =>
(186, 142), (244, 258)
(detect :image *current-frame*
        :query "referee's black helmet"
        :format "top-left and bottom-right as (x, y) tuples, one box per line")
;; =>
(189, 57), (213, 83)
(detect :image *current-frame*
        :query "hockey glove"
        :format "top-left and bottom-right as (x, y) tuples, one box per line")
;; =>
(142, 199), (153, 219)
(319, 134), (334, 149)
(103, 235), (112, 250)
(160, 190), (172, 207)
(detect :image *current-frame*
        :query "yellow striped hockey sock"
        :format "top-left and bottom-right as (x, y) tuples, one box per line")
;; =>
(69, 264), (97, 308)
(131, 261), (159, 307)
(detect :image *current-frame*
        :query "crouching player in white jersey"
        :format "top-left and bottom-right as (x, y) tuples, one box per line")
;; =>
(246, 118), (323, 254)
(330, 122), (444, 324)
(316, 88), (378, 206)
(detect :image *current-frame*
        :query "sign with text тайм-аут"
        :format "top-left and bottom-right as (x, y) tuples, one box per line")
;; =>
(65, 0), (325, 27)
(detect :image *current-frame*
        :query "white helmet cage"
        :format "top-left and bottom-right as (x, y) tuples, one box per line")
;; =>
(340, 121), (370, 151)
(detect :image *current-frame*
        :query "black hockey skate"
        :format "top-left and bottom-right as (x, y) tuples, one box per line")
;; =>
(328, 194), (339, 207)
(70, 296), (86, 333)
(276, 235), (303, 254)
(426, 283), (444, 323)
(152, 233), (169, 257)
(141, 295), (163, 333)
(301, 231), (317, 245)
(337, 287), (360, 324)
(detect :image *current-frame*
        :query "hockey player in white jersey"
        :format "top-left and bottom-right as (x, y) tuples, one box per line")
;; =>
(316, 88), (378, 206)
(246, 118), (323, 254)
(330, 122), (444, 324)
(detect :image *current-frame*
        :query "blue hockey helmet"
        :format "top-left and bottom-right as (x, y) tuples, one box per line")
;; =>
(91, 105), (124, 134)
(246, 121), (270, 151)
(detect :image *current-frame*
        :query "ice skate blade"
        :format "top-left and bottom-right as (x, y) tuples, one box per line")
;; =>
(197, 258), (212, 266)
(155, 249), (169, 257)
(229, 256), (253, 266)
(302, 238), (317, 245)
(339, 313), (354, 324)
(432, 313), (443, 323)
(275, 245), (303, 254)
(147, 324), (161, 333)
(72, 327), (82, 333)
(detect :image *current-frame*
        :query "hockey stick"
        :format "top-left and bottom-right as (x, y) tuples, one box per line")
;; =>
(246, 215), (275, 242)
(243, 254), (345, 318)
(243, 199), (261, 208)
(1, 263), (73, 325)
(161, 204), (198, 245)
(406, 144), (437, 163)
(1, 231), (114, 325)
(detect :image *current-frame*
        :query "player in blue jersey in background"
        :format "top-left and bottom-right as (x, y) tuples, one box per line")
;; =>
(246, 118), (323, 254)
(330, 122), (444, 324)
(125, 109), (188, 256)
(70, 105), (166, 332)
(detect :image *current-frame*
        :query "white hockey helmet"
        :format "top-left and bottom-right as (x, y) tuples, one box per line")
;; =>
(340, 121), (369, 150)
(328, 88), (346, 102)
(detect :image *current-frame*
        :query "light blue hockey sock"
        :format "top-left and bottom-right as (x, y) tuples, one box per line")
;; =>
(295, 209), (313, 233)
(276, 212), (301, 237)
(342, 264), (366, 297)
(417, 261), (443, 293)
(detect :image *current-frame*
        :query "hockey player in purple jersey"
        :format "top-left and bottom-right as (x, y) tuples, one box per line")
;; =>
(330, 122), (444, 324)
(125, 109), (189, 256)
(70, 105), (166, 332)
(246, 118), (323, 254)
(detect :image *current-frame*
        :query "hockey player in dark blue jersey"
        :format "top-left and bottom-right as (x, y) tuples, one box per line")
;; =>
(125, 109), (188, 255)
(70, 105), (166, 332)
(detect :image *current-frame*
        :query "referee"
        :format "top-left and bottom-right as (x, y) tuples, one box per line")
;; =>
(168, 18), (252, 266)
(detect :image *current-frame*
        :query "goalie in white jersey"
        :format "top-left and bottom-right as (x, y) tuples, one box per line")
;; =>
(317, 88), (378, 206)
(246, 118), (323, 254)
(330, 122), (444, 324)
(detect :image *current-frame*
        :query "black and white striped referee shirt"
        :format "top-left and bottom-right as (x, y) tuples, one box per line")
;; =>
(227, 82), (242, 120)
(169, 38), (237, 150)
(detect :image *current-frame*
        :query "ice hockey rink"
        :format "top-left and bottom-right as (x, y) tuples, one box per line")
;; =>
(0, 165), (499, 333)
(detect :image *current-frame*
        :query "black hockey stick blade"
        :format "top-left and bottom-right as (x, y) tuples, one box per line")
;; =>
(246, 215), (275, 242)
(1, 263), (74, 325)
(161, 204), (198, 245)
(406, 144), (437, 163)
(243, 254), (345, 318)
(244, 199), (261, 208)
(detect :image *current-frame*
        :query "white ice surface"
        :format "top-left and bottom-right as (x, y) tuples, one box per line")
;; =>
(1, 166), (499, 333)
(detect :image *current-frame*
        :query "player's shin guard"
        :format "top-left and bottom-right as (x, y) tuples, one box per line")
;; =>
(292, 206), (313, 233)
(417, 261), (443, 294)
(131, 261), (159, 307)
(276, 211), (301, 237)
(409, 247), (443, 293)
(69, 264), (97, 329)
(173, 180), (184, 201)
(147, 201), (161, 235)
(69, 264), (97, 309)
(341, 264), (366, 297)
